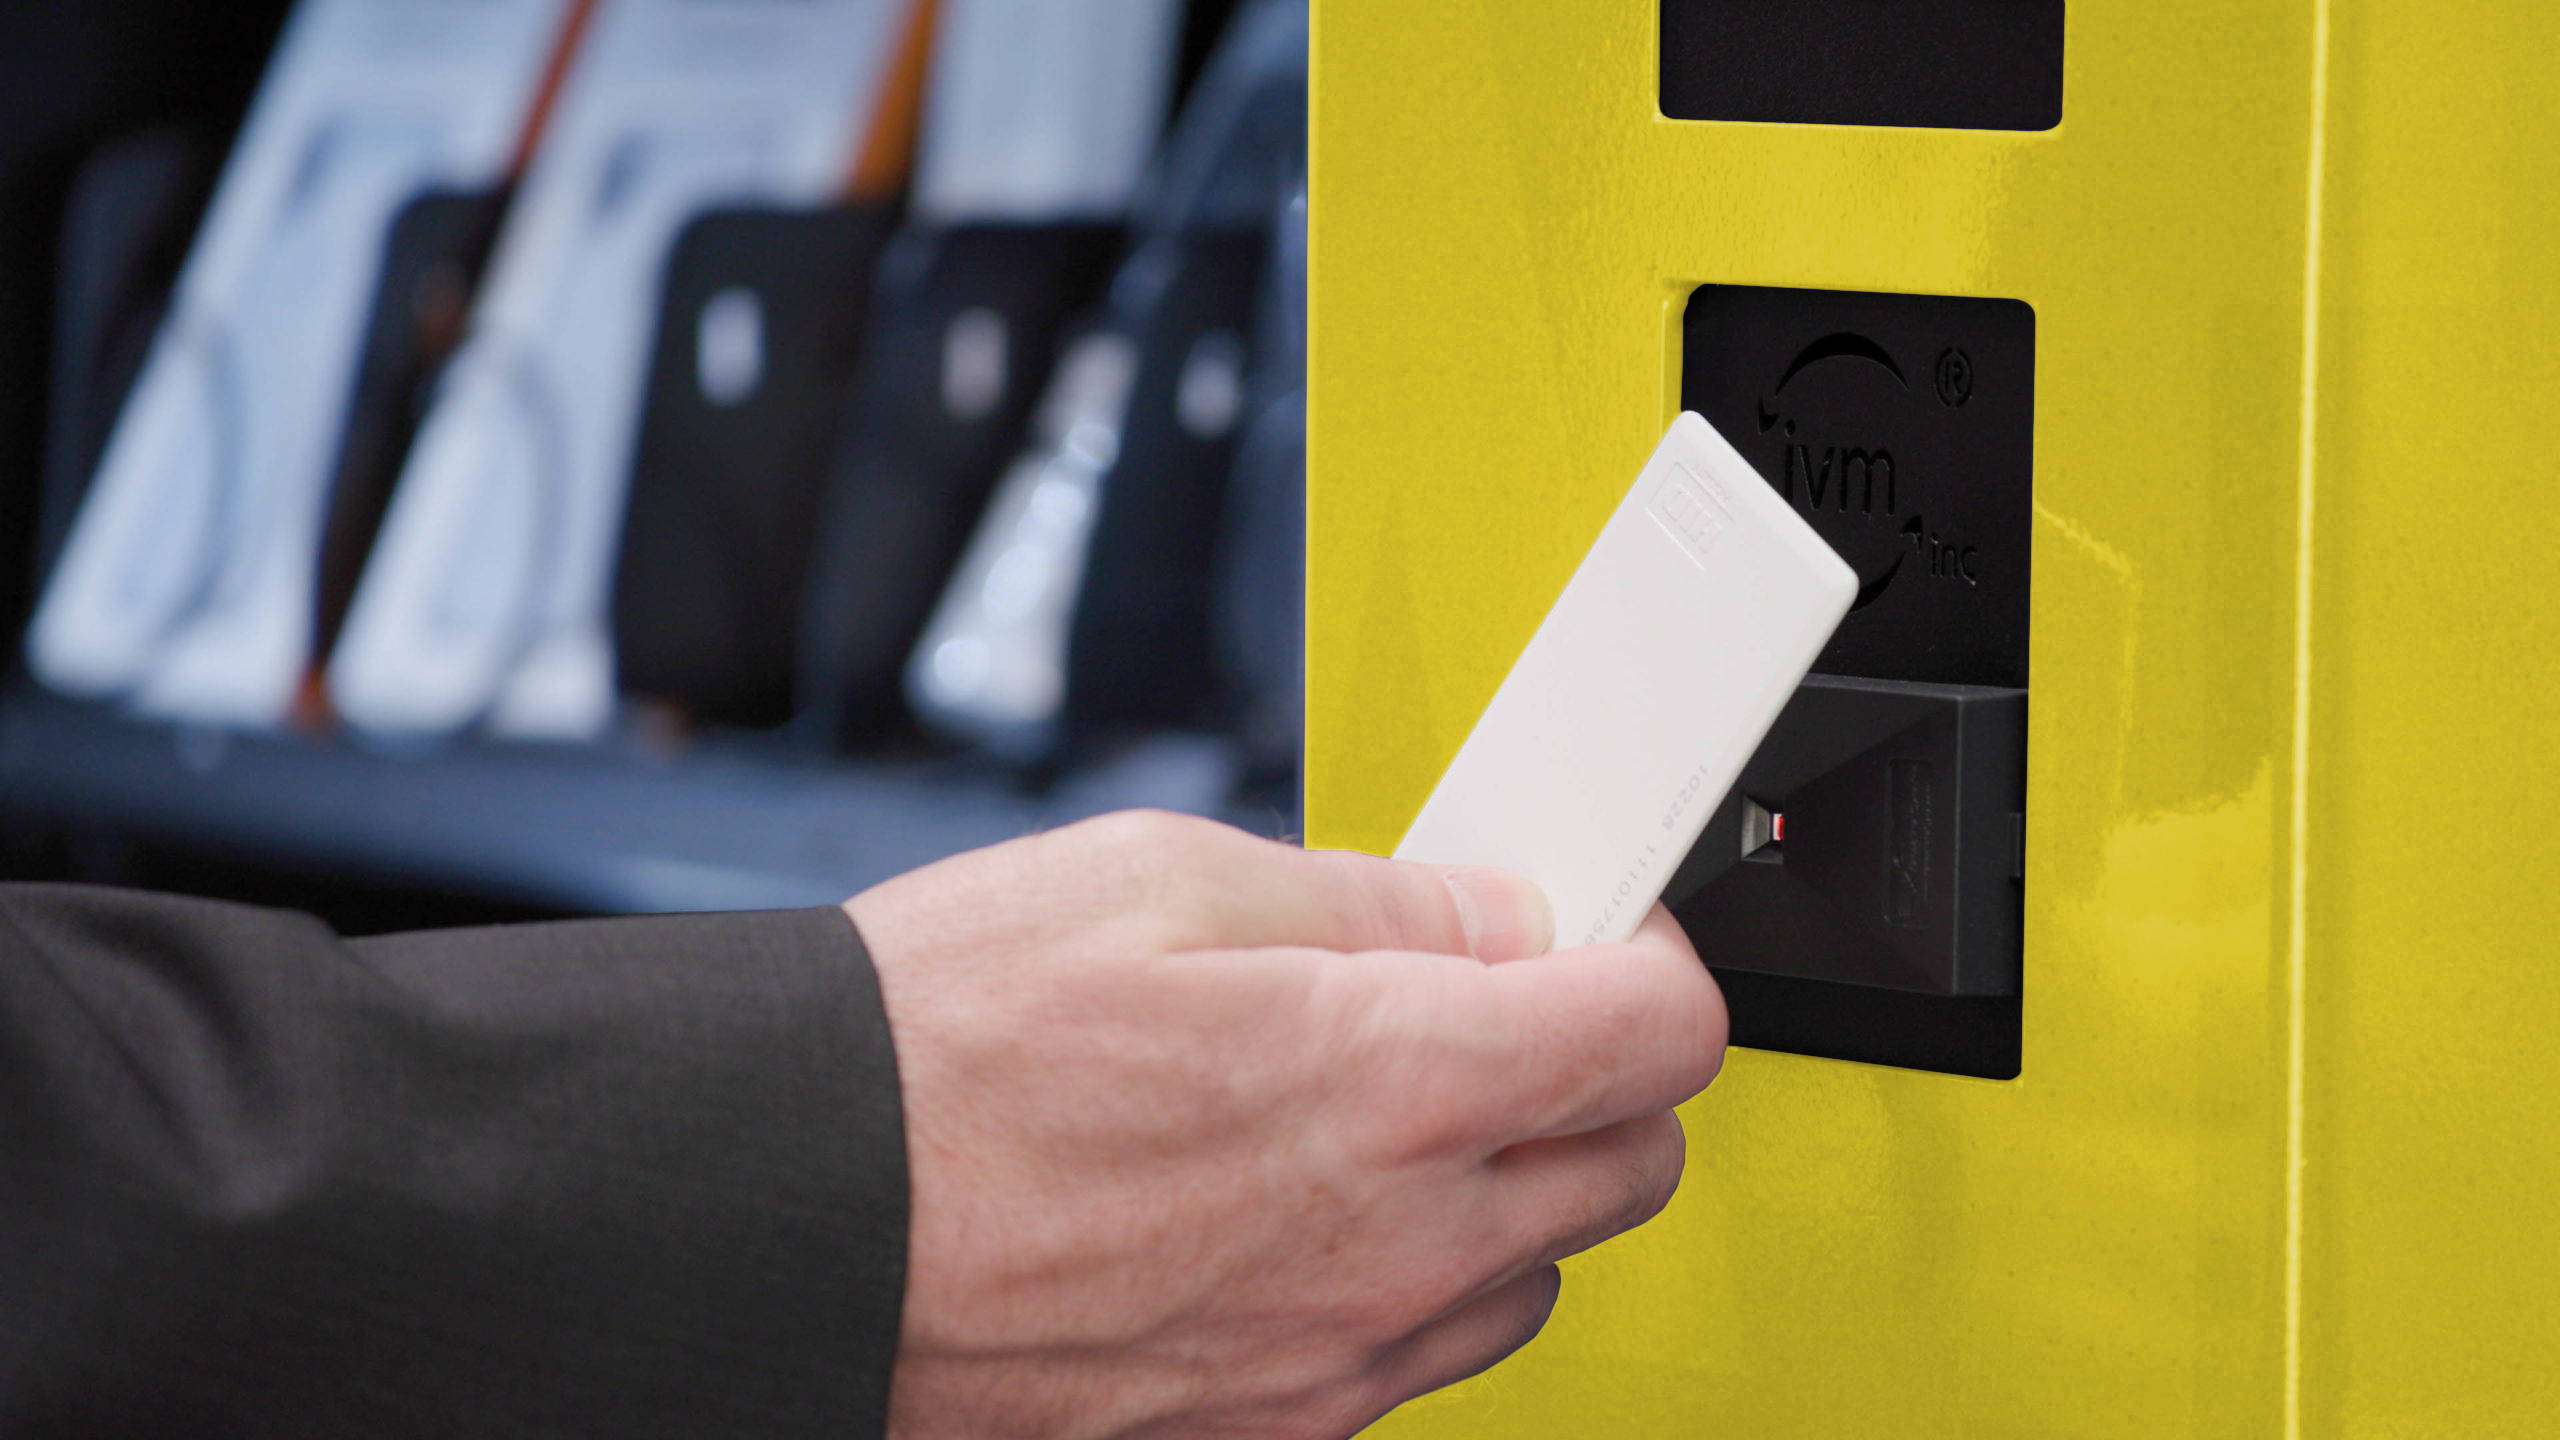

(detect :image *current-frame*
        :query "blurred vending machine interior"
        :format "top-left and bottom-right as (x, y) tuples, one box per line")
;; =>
(0, 0), (1304, 931)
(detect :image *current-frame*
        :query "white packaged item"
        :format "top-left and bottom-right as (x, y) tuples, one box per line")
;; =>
(27, 0), (586, 724)
(330, 0), (913, 739)
(904, 331), (1142, 758)
(910, 0), (1185, 225)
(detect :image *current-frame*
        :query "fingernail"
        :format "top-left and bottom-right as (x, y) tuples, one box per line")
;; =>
(1444, 868), (1555, 962)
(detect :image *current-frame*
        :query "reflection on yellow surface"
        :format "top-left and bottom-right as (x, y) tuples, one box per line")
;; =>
(1310, 1), (2560, 1433)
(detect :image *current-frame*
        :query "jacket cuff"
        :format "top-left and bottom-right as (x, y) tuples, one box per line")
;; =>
(341, 905), (912, 1439)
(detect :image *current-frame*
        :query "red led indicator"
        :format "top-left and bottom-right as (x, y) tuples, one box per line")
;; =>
(1770, 813), (1788, 844)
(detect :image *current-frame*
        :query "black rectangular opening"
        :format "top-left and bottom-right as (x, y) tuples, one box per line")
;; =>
(1660, 0), (2065, 133)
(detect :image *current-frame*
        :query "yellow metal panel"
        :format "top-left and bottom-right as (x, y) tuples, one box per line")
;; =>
(2305, 4), (2560, 1436)
(1309, 2), (2319, 1433)
(1315, 0), (2560, 1432)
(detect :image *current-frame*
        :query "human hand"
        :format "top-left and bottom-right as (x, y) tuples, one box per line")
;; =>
(848, 811), (1727, 1440)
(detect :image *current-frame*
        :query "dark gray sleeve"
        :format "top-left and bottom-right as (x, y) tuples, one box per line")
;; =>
(0, 884), (908, 1439)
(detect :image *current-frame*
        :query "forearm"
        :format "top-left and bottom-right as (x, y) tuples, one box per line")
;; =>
(0, 886), (906, 1439)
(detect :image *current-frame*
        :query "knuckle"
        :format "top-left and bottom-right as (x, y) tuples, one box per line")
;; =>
(1096, 906), (1208, 959)
(1250, 1342), (1371, 1421)
(1624, 1116), (1688, 1228)
(1299, 1389), (1392, 1440)
(1411, 1251), (1498, 1326)
(1352, 1101), (1449, 1168)
(1065, 809), (1261, 952)
(1434, 1269), (1562, 1395)
(1082, 807), (1225, 857)
(1348, 1287), (1425, 1344)
(1579, 1128), (1670, 1243)
(1688, 976), (1732, 1090)
(1325, 978), (1499, 1162)
(1373, 1061), (1503, 1166)
(1331, 1268), (1439, 1345)
(1512, 1265), (1565, 1343)
(1502, 1015), (1590, 1129)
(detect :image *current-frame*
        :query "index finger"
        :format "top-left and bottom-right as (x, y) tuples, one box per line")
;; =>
(1475, 907), (1729, 1142)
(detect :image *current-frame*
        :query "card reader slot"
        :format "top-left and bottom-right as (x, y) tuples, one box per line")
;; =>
(1667, 674), (2026, 1001)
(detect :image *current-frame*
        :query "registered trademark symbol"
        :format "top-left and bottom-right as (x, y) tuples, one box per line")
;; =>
(1935, 347), (1974, 407)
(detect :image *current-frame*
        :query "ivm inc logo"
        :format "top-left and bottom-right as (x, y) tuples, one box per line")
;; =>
(1753, 331), (1981, 608)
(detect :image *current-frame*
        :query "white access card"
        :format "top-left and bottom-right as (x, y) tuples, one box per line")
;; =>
(1393, 411), (1857, 949)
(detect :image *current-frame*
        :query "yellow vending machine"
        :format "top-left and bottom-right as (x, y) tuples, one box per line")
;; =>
(1306, 2), (2560, 1434)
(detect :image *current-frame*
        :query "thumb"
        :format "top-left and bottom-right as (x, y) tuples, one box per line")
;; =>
(1437, 866), (1557, 963)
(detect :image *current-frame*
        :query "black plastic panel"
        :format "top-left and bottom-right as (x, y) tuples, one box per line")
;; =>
(1660, 0), (2064, 133)
(1712, 970), (2020, 1080)
(1678, 284), (2035, 1077)
(615, 205), (892, 726)
(1683, 285), (2034, 689)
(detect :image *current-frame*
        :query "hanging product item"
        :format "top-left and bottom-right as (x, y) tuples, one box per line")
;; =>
(783, 0), (1188, 745)
(329, 0), (924, 740)
(27, 0), (593, 727)
(903, 0), (1305, 765)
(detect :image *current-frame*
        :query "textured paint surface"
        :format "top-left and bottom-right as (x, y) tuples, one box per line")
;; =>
(1311, 2), (2560, 1434)
(2305, 4), (2560, 1436)
(1308, 3), (2312, 1434)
